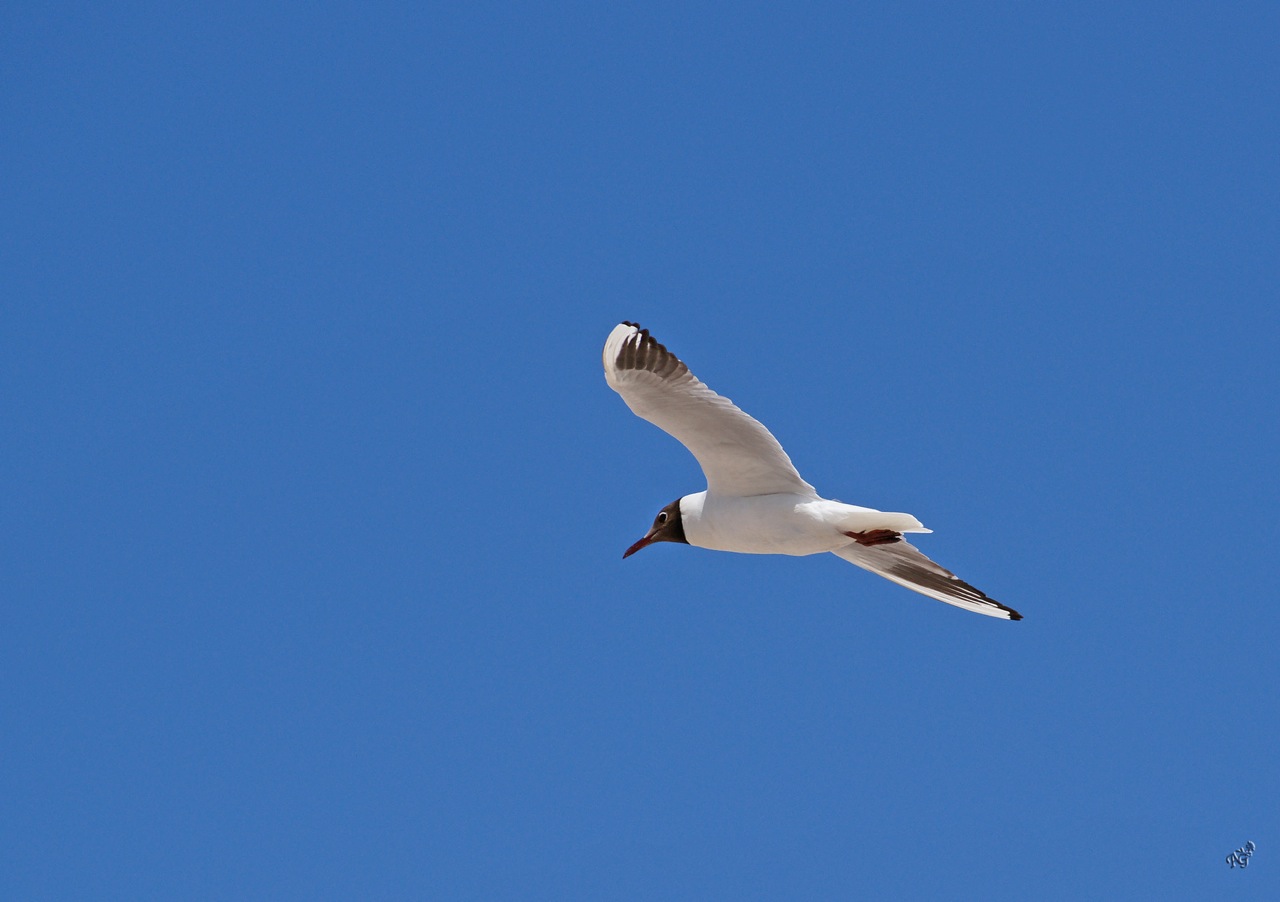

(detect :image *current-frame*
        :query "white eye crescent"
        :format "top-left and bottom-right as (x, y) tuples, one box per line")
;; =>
(658, 512), (668, 524)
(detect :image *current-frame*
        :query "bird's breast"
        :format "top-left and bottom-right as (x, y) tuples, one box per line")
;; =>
(680, 492), (850, 556)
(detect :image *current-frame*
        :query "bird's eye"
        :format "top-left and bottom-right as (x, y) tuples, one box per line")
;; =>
(657, 512), (668, 524)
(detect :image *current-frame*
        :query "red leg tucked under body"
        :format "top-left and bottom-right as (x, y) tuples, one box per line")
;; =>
(843, 529), (903, 546)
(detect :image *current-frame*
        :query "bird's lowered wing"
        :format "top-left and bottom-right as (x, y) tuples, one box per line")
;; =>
(833, 539), (1022, 620)
(603, 322), (816, 498)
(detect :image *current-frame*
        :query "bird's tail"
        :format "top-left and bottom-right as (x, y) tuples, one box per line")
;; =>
(832, 507), (931, 536)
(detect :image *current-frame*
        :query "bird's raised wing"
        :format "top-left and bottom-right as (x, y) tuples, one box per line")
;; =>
(833, 540), (1022, 620)
(603, 322), (816, 497)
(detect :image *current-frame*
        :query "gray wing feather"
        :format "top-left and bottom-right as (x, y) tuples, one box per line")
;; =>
(603, 323), (816, 498)
(833, 540), (1021, 620)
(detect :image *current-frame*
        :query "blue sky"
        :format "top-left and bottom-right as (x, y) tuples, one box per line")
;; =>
(3, 2), (1277, 898)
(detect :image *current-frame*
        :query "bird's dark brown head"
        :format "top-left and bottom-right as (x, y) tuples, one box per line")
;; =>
(623, 498), (689, 558)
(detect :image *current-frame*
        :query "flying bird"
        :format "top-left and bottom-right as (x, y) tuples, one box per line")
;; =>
(603, 322), (1021, 620)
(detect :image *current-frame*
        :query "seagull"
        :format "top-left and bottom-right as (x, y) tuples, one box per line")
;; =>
(603, 322), (1022, 620)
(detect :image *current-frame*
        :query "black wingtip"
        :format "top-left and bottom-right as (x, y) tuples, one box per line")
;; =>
(1008, 609), (1024, 621)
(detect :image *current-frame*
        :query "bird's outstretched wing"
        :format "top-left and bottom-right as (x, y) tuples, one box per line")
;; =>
(833, 540), (1022, 620)
(603, 322), (816, 497)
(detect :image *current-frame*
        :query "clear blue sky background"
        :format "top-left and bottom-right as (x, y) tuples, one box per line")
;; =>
(3, 2), (1277, 899)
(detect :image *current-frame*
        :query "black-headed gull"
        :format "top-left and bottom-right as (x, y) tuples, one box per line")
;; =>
(604, 322), (1022, 620)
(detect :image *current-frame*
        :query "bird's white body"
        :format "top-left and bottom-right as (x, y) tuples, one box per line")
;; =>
(680, 492), (927, 556)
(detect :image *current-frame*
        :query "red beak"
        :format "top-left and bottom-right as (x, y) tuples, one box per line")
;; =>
(623, 533), (655, 558)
